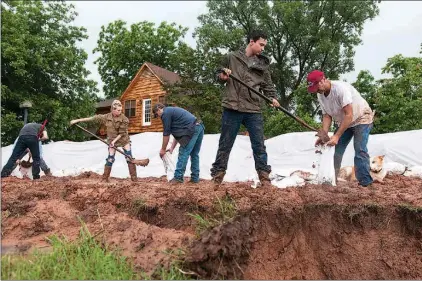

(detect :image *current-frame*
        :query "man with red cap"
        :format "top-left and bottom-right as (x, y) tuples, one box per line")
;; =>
(307, 70), (375, 187)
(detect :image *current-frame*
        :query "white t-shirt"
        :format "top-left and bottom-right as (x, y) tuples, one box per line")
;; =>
(317, 81), (374, 127)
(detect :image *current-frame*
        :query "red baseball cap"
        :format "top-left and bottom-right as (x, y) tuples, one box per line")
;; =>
(307, 70), (325, 93)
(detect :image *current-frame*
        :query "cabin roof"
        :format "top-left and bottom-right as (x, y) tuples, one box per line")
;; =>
(119, 62), (181, 101)
(96, 98), (117, 109)
(145, 62), (181, 85)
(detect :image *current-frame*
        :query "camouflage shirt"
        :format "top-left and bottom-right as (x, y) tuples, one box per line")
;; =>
(92, 113), (130, 147)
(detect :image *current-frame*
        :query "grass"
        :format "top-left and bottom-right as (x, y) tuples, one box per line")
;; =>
(397, 203), (422, 213)
(1, 221), (194, 280)
(153, 248), (196, 280)
(188, 194), (238, 236)
(1, 223), (141, 280)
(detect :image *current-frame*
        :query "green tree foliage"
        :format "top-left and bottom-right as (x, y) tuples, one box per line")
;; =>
(352, 70), (378, 109)
(93, 20), (189, 98)
(1, 0), (98, 146)
(371, 50), (422, 133)
(164, 80), (223, 134)
(352, 46), (422, 134)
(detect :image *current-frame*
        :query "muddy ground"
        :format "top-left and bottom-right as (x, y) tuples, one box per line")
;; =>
(1, 173), (422, 280)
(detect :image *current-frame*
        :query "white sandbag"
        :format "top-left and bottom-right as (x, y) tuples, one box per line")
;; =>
(384, 162), (408, 175)
(403, 166), (422, 179)
(272, 174), (306, 188)
(161, 152), (176, 181)
(315, 145), (336, 186)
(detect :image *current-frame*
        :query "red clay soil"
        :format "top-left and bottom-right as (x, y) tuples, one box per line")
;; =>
(1, 173), (422, 280)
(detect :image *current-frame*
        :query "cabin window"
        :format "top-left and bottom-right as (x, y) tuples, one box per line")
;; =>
(124, 100), (136, 117)
(158, 96), (166, 104)
(143, 99), (152, 126)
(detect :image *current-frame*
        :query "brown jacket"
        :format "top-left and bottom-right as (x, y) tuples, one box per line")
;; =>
(93, 113), (130, 147)
(217, 48), (277, 113)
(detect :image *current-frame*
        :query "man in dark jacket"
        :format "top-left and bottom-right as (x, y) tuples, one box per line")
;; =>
(210, 30), (280, 188)
(1, 121), (48, 180)
(153, 103), (205, 184)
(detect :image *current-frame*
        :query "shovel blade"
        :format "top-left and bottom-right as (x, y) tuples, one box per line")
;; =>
(131, 158), (150, 167)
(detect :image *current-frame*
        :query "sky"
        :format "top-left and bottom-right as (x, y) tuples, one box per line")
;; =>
(71, 1), (422, 98)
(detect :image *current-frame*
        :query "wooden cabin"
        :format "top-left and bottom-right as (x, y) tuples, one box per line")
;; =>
(95, 62), (180, 136)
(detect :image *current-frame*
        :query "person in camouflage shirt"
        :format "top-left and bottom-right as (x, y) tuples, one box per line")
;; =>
(70, 100), (140, 182)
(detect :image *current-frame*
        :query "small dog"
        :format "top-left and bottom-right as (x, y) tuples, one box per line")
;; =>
(338, 155), (387, 183)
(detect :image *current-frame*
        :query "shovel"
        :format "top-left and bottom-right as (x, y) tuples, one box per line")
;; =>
(73, 124), (150, 167)
(222, 70), (330, 143)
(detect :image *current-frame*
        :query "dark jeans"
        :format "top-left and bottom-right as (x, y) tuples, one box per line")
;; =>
(211, 108), (271, 176)
(1, 135), (41, 179)
(174, 123), (205, 182)
(334, 123), (373, 186)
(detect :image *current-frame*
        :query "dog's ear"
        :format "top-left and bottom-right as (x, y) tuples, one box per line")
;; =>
(380, 155), (385, 160)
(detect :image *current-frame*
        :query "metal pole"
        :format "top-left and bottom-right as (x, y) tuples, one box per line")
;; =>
(24, 108), (28, 124)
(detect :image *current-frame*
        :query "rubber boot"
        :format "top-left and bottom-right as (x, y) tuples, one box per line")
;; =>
(258, 170), (272, 188)
(102, 165), (112, 182)
(128, 162), (137, 182)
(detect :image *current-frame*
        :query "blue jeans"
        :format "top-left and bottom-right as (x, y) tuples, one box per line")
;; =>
(174, 123), (205, 182)
(210, 108), (271, 176)
(334, 123), (373, 186)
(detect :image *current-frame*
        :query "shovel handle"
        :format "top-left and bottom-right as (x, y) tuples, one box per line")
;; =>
(73, 123), (135, 161)
(222, 70), (318, 132)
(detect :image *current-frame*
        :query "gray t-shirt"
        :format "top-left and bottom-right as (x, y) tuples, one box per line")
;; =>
(19, 123), (45, 137)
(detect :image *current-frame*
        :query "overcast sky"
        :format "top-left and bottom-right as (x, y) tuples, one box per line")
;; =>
(71, 1), (422, 98)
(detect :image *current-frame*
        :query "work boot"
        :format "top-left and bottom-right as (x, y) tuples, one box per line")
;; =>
(102, 165), (112, 182)
(258, 170), (272, 188)
(212, 171), (226, 186)
(127, 162), (137, 182)
(44, 168), (53, 177)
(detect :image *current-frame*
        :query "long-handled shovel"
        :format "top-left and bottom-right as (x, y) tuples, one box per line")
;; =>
(73, 124), (149, 167)
(222, 70), (330, 143)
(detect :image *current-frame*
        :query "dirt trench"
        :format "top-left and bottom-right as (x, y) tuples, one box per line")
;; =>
(1, 173), (422, 279)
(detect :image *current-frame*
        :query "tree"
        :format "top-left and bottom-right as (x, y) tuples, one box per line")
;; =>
(194, 0), (380, 111)
(164, 80), (223, 134)
(93, 20), (189, 98)
(352, 70), (377, 109)
(370, 49), (422, 133)
(1, 0), (98, 145)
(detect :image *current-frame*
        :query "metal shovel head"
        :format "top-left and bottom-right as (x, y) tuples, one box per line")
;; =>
(131, 158), (150, 167)
(20, 160), (33, 168)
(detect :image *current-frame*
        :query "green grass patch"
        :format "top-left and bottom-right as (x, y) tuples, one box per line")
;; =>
(1, 223), (142, 280)
(188, 194), (238, 236)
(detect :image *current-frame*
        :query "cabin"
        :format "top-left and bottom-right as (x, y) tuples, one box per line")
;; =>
(94, 62), (181, 136)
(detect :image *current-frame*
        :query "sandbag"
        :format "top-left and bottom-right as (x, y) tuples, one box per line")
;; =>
(161, 152), (176, 181)
(315, 145), (336, 186)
